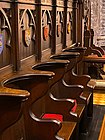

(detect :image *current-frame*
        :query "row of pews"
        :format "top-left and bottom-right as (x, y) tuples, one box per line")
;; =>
(0, 43), (97, 140)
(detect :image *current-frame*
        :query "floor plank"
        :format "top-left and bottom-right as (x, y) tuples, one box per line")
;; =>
(98, 115), (105, 140)
(80, 89), (105, 140)
(80, 105), (105, 140)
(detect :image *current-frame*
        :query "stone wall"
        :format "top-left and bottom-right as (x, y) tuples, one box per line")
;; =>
(91, 0), (105, 47)
(91, 0), (99, 45)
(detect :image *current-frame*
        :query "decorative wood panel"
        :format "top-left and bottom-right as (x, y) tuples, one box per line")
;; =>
(41, 10), (52, 51)
(67, 0), (73, 46)
(56, 11), (63, 47)
(18, 7), (36, 61)
(0, 6), (12, 69)
(66, 11), (73, 46)
(56, 1), (64, 51)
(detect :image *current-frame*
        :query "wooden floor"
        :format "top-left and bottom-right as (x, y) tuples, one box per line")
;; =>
(98, 115), (105, 140)
(80, 89), (105, 140)
(94, 92), (105, 105)
(93, 90), (105, 140)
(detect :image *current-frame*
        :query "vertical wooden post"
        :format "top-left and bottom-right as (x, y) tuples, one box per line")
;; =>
(72, 0), (78, 43)
(90, 29), (94, 46)
(62, 0), (68, 49)
(11, 0), (20, 71)
(77, 0), (83, 46)
(84, 29), (90, 48)
(51, 0), (56, 54)
(35, 0), (41, 61)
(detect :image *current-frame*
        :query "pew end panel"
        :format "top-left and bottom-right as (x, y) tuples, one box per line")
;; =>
(0, 86), (30, 138)
(3, 73), (78, 140)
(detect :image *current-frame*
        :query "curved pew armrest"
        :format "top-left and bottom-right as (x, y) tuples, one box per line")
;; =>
(62, 46), (87, 53)
(60, 79), (84, 98)
(30, 109), (62, 127)
(0, 87), (30, 100)
(87, 79), (96, 90)
(92, 44), (105, 55)
(29, 110), (64, 139)
(46, 93), (78, 120)
(90, 49), (102, 57)
(50, 52), (80, 60)
(68, 71), (91, 87)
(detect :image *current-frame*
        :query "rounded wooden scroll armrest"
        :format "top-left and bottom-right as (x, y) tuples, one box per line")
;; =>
(50, 52), (80, 60)
(0, 87), (30, 133)
(92, 44), (105, 55)
(66, 71), (91, 87)
(32, 60), (71, 88)
(29, 110), (64, 140)
(91, 48), (102, 57)
(0, 87), (30, 99)
(87, 79), (96, 90)
(45, 93), (78, 121)
(58, 79), (84, 99)
(32, 60), (70, 72)
(62, 46), (87, 53)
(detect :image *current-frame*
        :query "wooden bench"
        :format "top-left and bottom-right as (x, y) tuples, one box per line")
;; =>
(3, 72), (78, 140)
(33, 60), (87, 134)
(62, 46), (96, 117)
(50, 51), (95, 118)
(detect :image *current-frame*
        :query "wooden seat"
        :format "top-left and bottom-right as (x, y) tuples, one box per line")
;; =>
(33, 60), (87, 134)
(57, 122), (77, 140)
(3, 73), (78, 140)
(0, 86), (30, 139)
(50, 51), (95, 118)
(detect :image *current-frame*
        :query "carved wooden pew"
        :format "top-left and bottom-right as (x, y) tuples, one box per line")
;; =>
(90, 29), (105, 55)
(32, 60), (87, 134)
(83, 29), (105, 78)
(61, 45), (99, 120)
(0, 86), (30, 140)
(50, 51), (96, 118)
(90, 29), (105, 76)
(3, 72), (78, 140)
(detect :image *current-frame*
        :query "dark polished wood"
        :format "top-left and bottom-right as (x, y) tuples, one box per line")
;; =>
(0, 0), (93, 139)
(0, 86), (30, 140)
(3, 72), (78, 140)
(33, 59), (87, 134)
(50, 50), (95, 118)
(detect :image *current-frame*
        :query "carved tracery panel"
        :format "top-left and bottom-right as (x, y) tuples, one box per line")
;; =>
(56, 11), (63, 45)
(41, 10), (52, 51)
(0, 7), (12, 68)
(66, 11), (72, 45)
(19, 8), (36, 60)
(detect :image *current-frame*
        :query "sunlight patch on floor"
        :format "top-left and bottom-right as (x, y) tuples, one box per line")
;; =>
(93, 93), (105, 105)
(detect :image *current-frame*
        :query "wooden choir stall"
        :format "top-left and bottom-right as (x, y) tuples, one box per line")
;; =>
(0, 0), (97, 139)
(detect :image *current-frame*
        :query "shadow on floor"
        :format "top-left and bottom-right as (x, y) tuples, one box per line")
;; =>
(80, 105), (105, 140)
